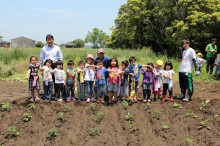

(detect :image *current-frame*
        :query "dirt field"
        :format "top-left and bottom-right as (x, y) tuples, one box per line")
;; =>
(0, 80), (220, 146)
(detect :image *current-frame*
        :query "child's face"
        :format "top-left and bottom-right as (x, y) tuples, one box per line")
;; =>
(182, 42), (189, 50)
(97, 62), (103, 68)
(87, 58), (93, 64)
(147, 66), (152, 72)
(166, 65), (171, 70)
(155, 64), (162, 69)
(198, 55), (202, 58)
(31, 57), (37, 65)
(46, 62), (51, 67)
(57, 64), (62, 69)
(111, 59), (117, 67)
(130, 60), (136, 66)
(121, 63), (126, 69)
(79, 64), (85, 70)
(68, 64), (74, 69)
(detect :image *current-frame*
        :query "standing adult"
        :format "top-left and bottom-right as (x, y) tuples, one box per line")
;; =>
(205, 38), (217, 75)
(40, 34), (63, 95)
(94, 48), (111, 68)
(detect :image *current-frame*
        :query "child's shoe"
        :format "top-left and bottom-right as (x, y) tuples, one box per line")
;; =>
(170, 96), (174, 102)
(30, 97), (35, 102)
(90, 98), (96, 102)
(87, 98), (90, 103)
(162, 96), (165, 102)
(58, 98), (63, 102)
(143, 99), (147, 103)
(96, 100), (100, 103)
(147, 99), (151, 102)
(72, 98), (76, 101)
(134, 98), (138, 103)
(101, 100), (105, 103)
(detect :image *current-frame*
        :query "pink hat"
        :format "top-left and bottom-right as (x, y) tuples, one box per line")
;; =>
(86, 54), (94, 59)
(97, 48), (104, 54)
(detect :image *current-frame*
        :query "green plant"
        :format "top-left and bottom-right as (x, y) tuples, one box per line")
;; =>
(122, 101), (129, 109)
(154, 110), (161, 119)
(8, 127), (19, 138)
(214, 114), (219, 119)
(94, 111), (104, 122)
(23, 113), (33, 122)
(64, 105), (71, 112)
(57, 112), (66, 121)
(199, 100), (210, 110)
(198, 119), (211, 130)
(0, 115), (2, 120)
(129, 123), (138, 132)
(193, 115), (198, 118)
(184, 109), (194, 117)
(89, 127), (100, 136)
(88, 103), (97, 110)
(1, 102), (10, 111)
(162, 122), (169, 133)
(145, 102), (151, 110)
(173, 103), (182, 109)
(28, 103), (35, 110)
(47, 128), (60, 140)
(125, 112), (133, 122)
(185, 138), (193, 146)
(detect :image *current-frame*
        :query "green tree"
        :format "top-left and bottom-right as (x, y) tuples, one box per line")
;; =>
(72, 39), (85, 48)
(35, 41), (44, 48)
(0, 36), (3, 39)
(85, 28), (107, 48)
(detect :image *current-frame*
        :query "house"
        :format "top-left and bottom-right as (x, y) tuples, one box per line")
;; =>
(63, 43), (76, 48)
(0, 41), (10, 48)
(11, 36), (35, 48)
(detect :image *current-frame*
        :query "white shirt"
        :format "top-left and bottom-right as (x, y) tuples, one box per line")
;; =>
(40, 45), (63, 66)
(179, 48), (196, 73)
(196, 57), (206, 67)
(163, 70), (175, 83)
(84, 64), (95, 81)
(43, 66), (53, 82)
(54, 68), (65, 83)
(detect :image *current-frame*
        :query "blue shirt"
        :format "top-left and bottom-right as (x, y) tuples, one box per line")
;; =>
(95, 68), (108, 84)
(128, 64), (142, 81)
(40, 45), (63, 66)
(94, 56), (111, 69)
(121, 68), (129, 86)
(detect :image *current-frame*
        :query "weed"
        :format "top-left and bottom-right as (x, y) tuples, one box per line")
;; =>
(125, 112), (133, 122)
(154, 110), (161, 119)
(122, 101), (129, 110)
(94, 111), (104, 122)
(199, 100), (210, 110)
(57, 112), (66, 121)
(64, 105), (71, 112)
(47, 128), (60, 140)
(89, 127), (99, 136)
(173, 103), (182, 109)
(8, 127), (19, 138)
(129, 123), (138, 132)
(162, 122), (169, 133)
(214, 114), (218, 119)
(23, 113), (33, 122)
(28, 103), (35, 110)
(1, 102), (10, 111)
(145, 102), (151, 110)
(198, 119), (211, 130)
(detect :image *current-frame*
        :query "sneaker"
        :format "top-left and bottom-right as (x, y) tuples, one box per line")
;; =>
(30, 97), (35, 102)
(87, 98), (90, 103)
(101, 100), (105, 103)
(67, 98), (71, 102)
(178, 93), (185, 100)
(134, 98), (138, 103)
(182, 97), (189, 102)
(58, 98), (63, 101)
(130, 99), (134, 103)
(162, 96), (165, 102)
(72, 98), (76, 101)
(90, 98), (96, 102)
(35, 98), (41, 101)
(96, 100), (100, 103)
(147, 99), (151, 102)
(143, 99), (147, 103)
(153, 97), (157, 102)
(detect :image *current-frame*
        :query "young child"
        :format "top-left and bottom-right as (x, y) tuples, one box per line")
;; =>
(108, 58), (120, 103)
(141, 63), (157, 102)
(179, 39), (199, 102)
(128, 56), (148, 102)
(119, 60), (130, 102)
(214, 54), (220, 77)
(41, 59), (53, 100)
(94, 60), (108, 103)
(51, 60), (66, 101)
(77, 61), (86, 101)
(84, 54), (96, 102)
(26, 56), (41, 101)
(195, 53), (206, 73)
(153, 60), (164, 101)
(66, 60), (77, 102)
(162, 61), (175, 102)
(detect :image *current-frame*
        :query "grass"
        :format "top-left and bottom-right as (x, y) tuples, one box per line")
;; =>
(0, 47), (218, 82)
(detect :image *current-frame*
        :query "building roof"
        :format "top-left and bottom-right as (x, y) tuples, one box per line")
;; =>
(11, 36), (35, 41)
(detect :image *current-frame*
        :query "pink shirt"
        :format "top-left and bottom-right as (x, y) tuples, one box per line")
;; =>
(108, 67), (119, 84)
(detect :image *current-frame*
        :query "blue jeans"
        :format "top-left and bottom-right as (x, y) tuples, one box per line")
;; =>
(66, 84), (75, 99)
(215, 66), (220, 75)
(43, 81), (53, 99)
(86, 81), (93, 97)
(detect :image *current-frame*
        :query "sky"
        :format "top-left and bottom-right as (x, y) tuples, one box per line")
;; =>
(0, 0), (127, 44)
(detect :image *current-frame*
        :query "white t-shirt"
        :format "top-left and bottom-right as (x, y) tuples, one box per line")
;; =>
(43, 66), (53, 82)
(163, 70), (175, 83)
(84, 63), (95, 81)
(179, 48), (196, 73)
(54, 68), (65, 83)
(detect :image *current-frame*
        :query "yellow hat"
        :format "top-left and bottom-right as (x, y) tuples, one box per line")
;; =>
(217, 54), (220, 59)
(197, 53), (202, 56)
(156, 60), (163, 66)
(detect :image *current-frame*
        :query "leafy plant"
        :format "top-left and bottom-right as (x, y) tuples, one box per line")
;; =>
(198, 119), (211, 130)
(94, 111), (104, 122)
(28, 103), (35, 110)
(8, 127), (19, 138)
(129, 123), (138, 132)
(153, 110), (161, 119)
(184, 109), (194, 117)
(185, 138), (193, 146)
(125, 112), (133, 122)
(47, 128), (59, 140)
(193, 115), (198, 118)
(145, 102), (151, 110)
(122, 101), (129, 110)
(214, 114), (219, 119)
(23, 113), (33, 122)
(173, 103), (182, 109)
(57, 112), (66, 121)
(0, 115), (2, 120)
(64, 105), (71, 112)
(199, 100), (210, 110)
(89, 127), (99, 136)
(162, 122), (169, 133)
(88, 103), (97, 110)
(1, 102), (10, 111)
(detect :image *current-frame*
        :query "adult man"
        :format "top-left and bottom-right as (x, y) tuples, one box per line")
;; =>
(205, 38), (217, 74)
(178, 39), (199, 102)
(94, 48), (111, 68)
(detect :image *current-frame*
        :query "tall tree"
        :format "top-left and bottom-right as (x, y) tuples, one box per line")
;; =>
(72, 39), (85, 48)
(85, 28), (107, 48)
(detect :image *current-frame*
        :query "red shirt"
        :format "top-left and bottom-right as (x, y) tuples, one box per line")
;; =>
(108, 67), (119, 84)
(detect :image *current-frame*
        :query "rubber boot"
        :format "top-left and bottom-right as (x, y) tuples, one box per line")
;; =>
(162, 96), (165, 101)
(170, 96), (174, 102)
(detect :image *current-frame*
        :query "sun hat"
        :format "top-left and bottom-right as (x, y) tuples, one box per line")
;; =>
(197, 53), (202, 56)
(217, 54), (220, 59)
(156, 60), (163, 66)
(97, 48), (104, 54)
(86, 54), (94, 59)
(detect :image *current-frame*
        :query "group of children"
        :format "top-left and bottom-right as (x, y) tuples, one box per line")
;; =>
(26, 54), (175, 103)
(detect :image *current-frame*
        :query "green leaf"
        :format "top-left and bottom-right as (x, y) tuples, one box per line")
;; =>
(185, 138), (193, 142)
(214, 114), (218, 119)
(193, 115), (198, 118)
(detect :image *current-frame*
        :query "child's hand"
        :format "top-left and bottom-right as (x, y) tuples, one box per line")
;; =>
(25, 76), (29, 80)
(66, 70), (70, 74)
(93, 82), (96, 87)
(130, 73), (135, 77)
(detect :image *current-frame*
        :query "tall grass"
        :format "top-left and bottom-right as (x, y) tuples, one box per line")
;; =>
(0, 47), (218, 82)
